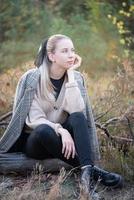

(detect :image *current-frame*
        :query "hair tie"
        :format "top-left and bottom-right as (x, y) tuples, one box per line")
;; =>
(38, 44), (42, 53)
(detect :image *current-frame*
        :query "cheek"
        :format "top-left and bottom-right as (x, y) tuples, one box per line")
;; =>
(57, 54), (67, 62)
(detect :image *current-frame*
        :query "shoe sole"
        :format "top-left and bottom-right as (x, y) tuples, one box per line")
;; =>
(102, 175), (124, 189)
(111, 175), (124, 189)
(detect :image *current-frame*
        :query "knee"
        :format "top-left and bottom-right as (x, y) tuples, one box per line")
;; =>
(70, 112), (85, 120)
(34, 124), (55, 141)
(69, 112), (86, 126)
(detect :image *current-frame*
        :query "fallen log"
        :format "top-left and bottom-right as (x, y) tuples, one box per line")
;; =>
(0, 153), (72, 175)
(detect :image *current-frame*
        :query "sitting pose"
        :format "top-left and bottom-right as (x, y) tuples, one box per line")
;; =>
(0, 34), (123, 195)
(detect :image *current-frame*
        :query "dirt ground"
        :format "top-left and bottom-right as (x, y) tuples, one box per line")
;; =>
(0, 172), (133, 200)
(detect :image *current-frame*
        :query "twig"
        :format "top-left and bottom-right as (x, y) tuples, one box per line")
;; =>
(94, 94), (121, 121)
(103, 117), (120, 127)
(0, 121), (9, 126)
(99, 131), (133, 144)
(111, 135), (133, 143)
(0, 111), (12, 122)
(95, 122), (110, 137)
(96, 122), (133, 144)
(126, 116), (134, 142)
(95, 107), (113, 121)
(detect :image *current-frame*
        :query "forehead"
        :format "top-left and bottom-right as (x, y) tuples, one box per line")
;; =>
(55, 38), (74, 50)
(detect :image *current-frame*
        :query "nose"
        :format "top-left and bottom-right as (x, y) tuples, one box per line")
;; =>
(68, 51), (74, 58)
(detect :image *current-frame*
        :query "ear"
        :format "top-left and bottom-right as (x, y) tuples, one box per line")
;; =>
(47, 53), (55, 62)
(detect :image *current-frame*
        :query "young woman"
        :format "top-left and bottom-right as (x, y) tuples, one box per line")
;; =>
(0, 34), (123, 194)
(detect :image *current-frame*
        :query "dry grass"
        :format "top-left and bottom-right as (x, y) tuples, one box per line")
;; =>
(0, 169), (134, 200)
(0, 61), (34, 115)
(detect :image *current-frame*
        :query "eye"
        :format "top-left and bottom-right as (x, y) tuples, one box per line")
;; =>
(61, 48), (75, 53)
(62, 49), (68, 53)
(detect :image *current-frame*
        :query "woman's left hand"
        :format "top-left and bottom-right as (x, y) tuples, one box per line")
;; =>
(58, 127), (76, 159)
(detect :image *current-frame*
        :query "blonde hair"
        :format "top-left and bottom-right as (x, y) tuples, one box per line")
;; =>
(36, 34), (71, 102)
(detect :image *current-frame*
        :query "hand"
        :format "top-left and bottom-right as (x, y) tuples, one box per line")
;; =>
(58, 127), (76, 159)
(68, 54), (82, 70)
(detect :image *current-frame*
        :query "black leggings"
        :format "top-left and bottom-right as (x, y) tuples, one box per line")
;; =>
(9, 112), (94, 167)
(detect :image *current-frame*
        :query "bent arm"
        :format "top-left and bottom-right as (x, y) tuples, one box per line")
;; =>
(62, 70), (85, 114)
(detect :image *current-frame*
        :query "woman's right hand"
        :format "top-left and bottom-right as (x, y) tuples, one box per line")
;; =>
(58, 127), (76, 159)
(68, 54), (82, 71)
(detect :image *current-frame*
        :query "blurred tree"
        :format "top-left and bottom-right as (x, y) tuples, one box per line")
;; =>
(107, 0), (134, 58)
(38, 0), (90, 20)
(85, 0), (134, 57)
(0, 0), (51, 42)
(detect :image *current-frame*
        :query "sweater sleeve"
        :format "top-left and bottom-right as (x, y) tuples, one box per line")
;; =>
(25, 95), (62, 135)
(62, 70), (85, 114)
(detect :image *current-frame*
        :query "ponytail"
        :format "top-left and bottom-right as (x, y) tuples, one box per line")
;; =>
(34, 38), (52, 68)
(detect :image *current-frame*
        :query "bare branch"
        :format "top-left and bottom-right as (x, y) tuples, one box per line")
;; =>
(96, 122), (133, 144)
(0, 111), (12, 122)
(95, 122), (110, 137)
(126, 116), (134, 142)
(103, 117), (120, 127)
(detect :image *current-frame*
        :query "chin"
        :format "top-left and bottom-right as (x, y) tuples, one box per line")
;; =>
(66, 65), (73, 69)
(62, 64), (73, 70)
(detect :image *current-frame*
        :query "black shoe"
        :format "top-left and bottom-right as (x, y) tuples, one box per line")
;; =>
(93, 166), (123, 188)
(80, 165), (93, 194)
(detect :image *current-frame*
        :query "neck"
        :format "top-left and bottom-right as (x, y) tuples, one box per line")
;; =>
(50, 64), (66, 80)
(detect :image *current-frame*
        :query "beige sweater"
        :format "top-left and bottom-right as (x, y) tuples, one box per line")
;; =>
(25, 70), (85, 135)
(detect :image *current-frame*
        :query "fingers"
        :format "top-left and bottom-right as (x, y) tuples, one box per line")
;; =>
(76, 54), (82, 64)
(61, 129), (76, 160)
(62, 141), (66, 154)
(62, 141), (76, 160)
(75, 54), (81, 61)
(66, 144), (72, 160)
(62, 142), (71, 159)
(72, 143), (76, 159)
(73, 54), (82, 68)
(64, 143), (70, 159)
(68, 54), (82, 70)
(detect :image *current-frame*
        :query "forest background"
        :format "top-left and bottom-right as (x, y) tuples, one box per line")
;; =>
(0, 0), (134, 199)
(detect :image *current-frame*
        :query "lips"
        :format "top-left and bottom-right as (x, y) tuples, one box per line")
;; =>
(67, 61), (74, 64)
